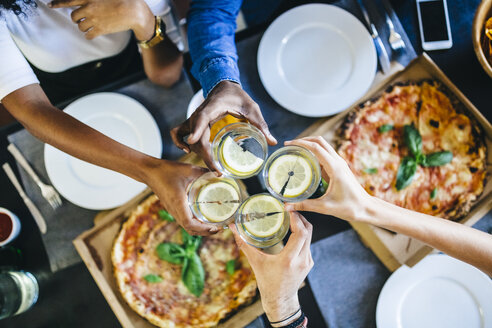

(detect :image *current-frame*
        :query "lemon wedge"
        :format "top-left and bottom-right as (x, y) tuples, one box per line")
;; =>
(220, 136), (264, 176)
(197, 181), (240, 222)
(268, 154), (313, 198)
(243, 195), (284, 238)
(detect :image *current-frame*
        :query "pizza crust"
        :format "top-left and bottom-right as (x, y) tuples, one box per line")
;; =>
(337, 80), (487, 221)
(112, 195), (257, 328)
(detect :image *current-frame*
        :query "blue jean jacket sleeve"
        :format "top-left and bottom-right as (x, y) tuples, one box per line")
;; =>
(187, 0), (243, 97)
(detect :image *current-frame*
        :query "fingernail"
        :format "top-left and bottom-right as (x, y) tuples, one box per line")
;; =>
(285, 204), (293, 211)
(183, 148), (190, 154)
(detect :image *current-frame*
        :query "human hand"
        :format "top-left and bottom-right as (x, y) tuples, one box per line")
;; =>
(230, 212), (313, 324)
(143, 160), (220, 236)
(171, 81), (277, 171)
(49, 0), (155, 41)
(284, 137), (372, 223)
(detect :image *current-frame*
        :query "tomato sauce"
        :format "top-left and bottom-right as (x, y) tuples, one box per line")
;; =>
(0, 212), (13, 241)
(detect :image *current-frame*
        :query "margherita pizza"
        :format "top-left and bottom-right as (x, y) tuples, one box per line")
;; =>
(112, 195), (257, 328)
(337, 81), (487, 220)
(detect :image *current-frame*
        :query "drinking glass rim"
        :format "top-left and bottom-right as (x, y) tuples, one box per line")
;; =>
(211, 122), (264, 146)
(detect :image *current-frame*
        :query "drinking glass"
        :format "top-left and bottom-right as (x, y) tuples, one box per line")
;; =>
(212, 122), (268, 179)
(0, 270), (39, 319)
(188, 172), (246, 226)
(263, 145), (321, 202)
(235, 193), (290, 248)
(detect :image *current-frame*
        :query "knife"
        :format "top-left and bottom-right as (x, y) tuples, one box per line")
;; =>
(357, 0), (391, 74)
(3, 163), (47, 234)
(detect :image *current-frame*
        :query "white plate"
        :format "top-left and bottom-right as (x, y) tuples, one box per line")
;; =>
(257, 4), (377, 117)
(44, 93), (162, 210)
(187, 89), (204, 119)
(376, 254), (492, 328)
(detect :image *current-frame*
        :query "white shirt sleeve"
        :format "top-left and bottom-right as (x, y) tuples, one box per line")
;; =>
(143, 0), (184, 51)
(0, 21), (39, 102)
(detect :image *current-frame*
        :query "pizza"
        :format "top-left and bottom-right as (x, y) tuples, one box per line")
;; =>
(337, 81), (487, 220)
(112, 195), (257, 328)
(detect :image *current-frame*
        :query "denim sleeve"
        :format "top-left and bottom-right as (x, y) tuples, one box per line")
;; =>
(187, 0), (243, 97)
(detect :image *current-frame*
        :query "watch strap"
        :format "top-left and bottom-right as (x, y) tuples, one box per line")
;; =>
(138, 16), (165, 49)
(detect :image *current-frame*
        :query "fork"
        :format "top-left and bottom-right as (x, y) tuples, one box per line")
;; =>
(7, 143), (62, 209)
(382, 1), (405, 51)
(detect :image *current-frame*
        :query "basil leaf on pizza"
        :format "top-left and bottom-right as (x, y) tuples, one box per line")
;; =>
(158, 209), (175, 222)
(154, 229), (205, 296)
(182, 228), (201, 250)
(182, 253), (205, 297)
(144, 274), (162, 283)
(364, 168), (378, 174)
(421, 151), (453, 167)
(226, 260), (236, 276)
(396, 156), (417, 191)
(188, 235), (202, 253)
(378, 124), (394, 133)
(431, 188), (438, 199)
(156, 243), (186, 264)
(404, 124), (422, 157)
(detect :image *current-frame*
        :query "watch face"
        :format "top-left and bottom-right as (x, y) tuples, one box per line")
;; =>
(158, 16), (166, 34)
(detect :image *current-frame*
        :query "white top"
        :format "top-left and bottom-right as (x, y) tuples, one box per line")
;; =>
(0, 0), (182, 101)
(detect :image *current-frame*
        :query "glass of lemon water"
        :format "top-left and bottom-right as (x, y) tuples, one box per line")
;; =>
(263, 145), (321, 202)
(212, 122), (268, 179)
(235, 193), (290, 248)
(188, 172), (246, 226)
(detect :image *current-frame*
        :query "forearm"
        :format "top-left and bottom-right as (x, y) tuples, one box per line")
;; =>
(360, 196), (492, 276)
(3, 85), (161, 183)
(187, 0), (242, 96)
(140, 38), (183, 87)
(132, 1), (183, 87)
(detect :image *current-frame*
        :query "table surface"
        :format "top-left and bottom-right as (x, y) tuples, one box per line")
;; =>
(1, 0), (490, 327)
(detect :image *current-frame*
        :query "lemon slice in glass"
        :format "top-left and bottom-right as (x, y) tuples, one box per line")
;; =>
(268, 154), (313, 198)
(197, 181), (240, 222)
(243, 195), (285, 238)
(220, 136), (264, 175)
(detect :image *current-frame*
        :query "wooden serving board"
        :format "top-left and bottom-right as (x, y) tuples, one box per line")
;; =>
(297, 54), (492, 271)
(74, 153), (286, 328)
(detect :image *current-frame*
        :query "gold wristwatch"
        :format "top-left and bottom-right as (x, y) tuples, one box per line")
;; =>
(138, 16), (165, 49)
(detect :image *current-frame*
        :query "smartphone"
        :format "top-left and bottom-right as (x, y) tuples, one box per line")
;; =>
(416, 0), (453, 51)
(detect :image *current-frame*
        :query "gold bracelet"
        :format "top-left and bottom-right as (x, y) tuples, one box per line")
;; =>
(138, 16), (165, 49)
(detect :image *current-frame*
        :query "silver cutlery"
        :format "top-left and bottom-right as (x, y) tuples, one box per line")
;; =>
(3, 163), (47, 234)
(357, 0), (391, 74)
(7, 143), (62, 209)
(381, 0), (405, 51)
